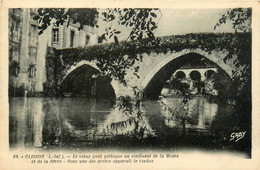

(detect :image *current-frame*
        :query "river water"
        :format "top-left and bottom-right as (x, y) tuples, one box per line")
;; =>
(9, 96), (232, 150)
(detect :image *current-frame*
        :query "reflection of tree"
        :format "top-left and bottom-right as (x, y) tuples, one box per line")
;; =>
(159, 82), (195, 136)
(33, 99), (45, 148)
(42, 101), (62, 147)
(101, 95), (155, 140)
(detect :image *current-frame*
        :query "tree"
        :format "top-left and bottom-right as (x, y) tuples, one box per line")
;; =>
(213, 8), (251, 147)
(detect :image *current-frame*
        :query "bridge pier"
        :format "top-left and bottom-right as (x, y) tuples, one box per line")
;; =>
(111, 80), (136, 98)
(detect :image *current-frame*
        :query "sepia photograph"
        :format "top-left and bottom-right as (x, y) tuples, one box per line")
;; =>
(8, 7), (252, 154)
(1, 1), (259, 169)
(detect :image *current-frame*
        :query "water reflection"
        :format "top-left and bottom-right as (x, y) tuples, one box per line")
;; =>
(9, 96), (219, 149)
(9, 98), (45, 148)
(158, 97), (218, 130)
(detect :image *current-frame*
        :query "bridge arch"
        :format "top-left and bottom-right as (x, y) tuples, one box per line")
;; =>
(61, 60), (100, 85)
(175, 71), (186, 79)
(141, 49), (234, 99)
(204, 69), (217, 79)
(60, 60), (121, 98)
(189, 70), (201, 81)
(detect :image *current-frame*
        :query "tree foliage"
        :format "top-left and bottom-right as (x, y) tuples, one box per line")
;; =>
(33, 8), (98, 35)
(214, 8), (252, 32)
(33, 8), (160, 43)
(100, 8), (160, 43)
(214, 7), (251, 104)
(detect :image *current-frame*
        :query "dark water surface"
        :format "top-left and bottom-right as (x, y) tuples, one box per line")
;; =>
(9, 97), (248, 153)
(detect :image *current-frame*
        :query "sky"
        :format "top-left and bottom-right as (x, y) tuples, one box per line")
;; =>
(98, 8), (235, 42)
(155, 8), (234, 36)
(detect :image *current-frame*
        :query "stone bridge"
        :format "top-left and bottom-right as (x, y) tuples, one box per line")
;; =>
(45, 33), (250, 99)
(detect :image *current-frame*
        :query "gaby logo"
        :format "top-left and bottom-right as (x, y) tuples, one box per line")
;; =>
(230, 131), (246, 142)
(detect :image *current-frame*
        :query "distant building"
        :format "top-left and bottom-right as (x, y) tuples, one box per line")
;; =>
(161, 63), (219, 96)
(47, 17), (98, 49)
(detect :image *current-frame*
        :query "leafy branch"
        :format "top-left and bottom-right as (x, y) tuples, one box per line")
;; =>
(33, 8), (160, 44)
(214, 8), (251, 33)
